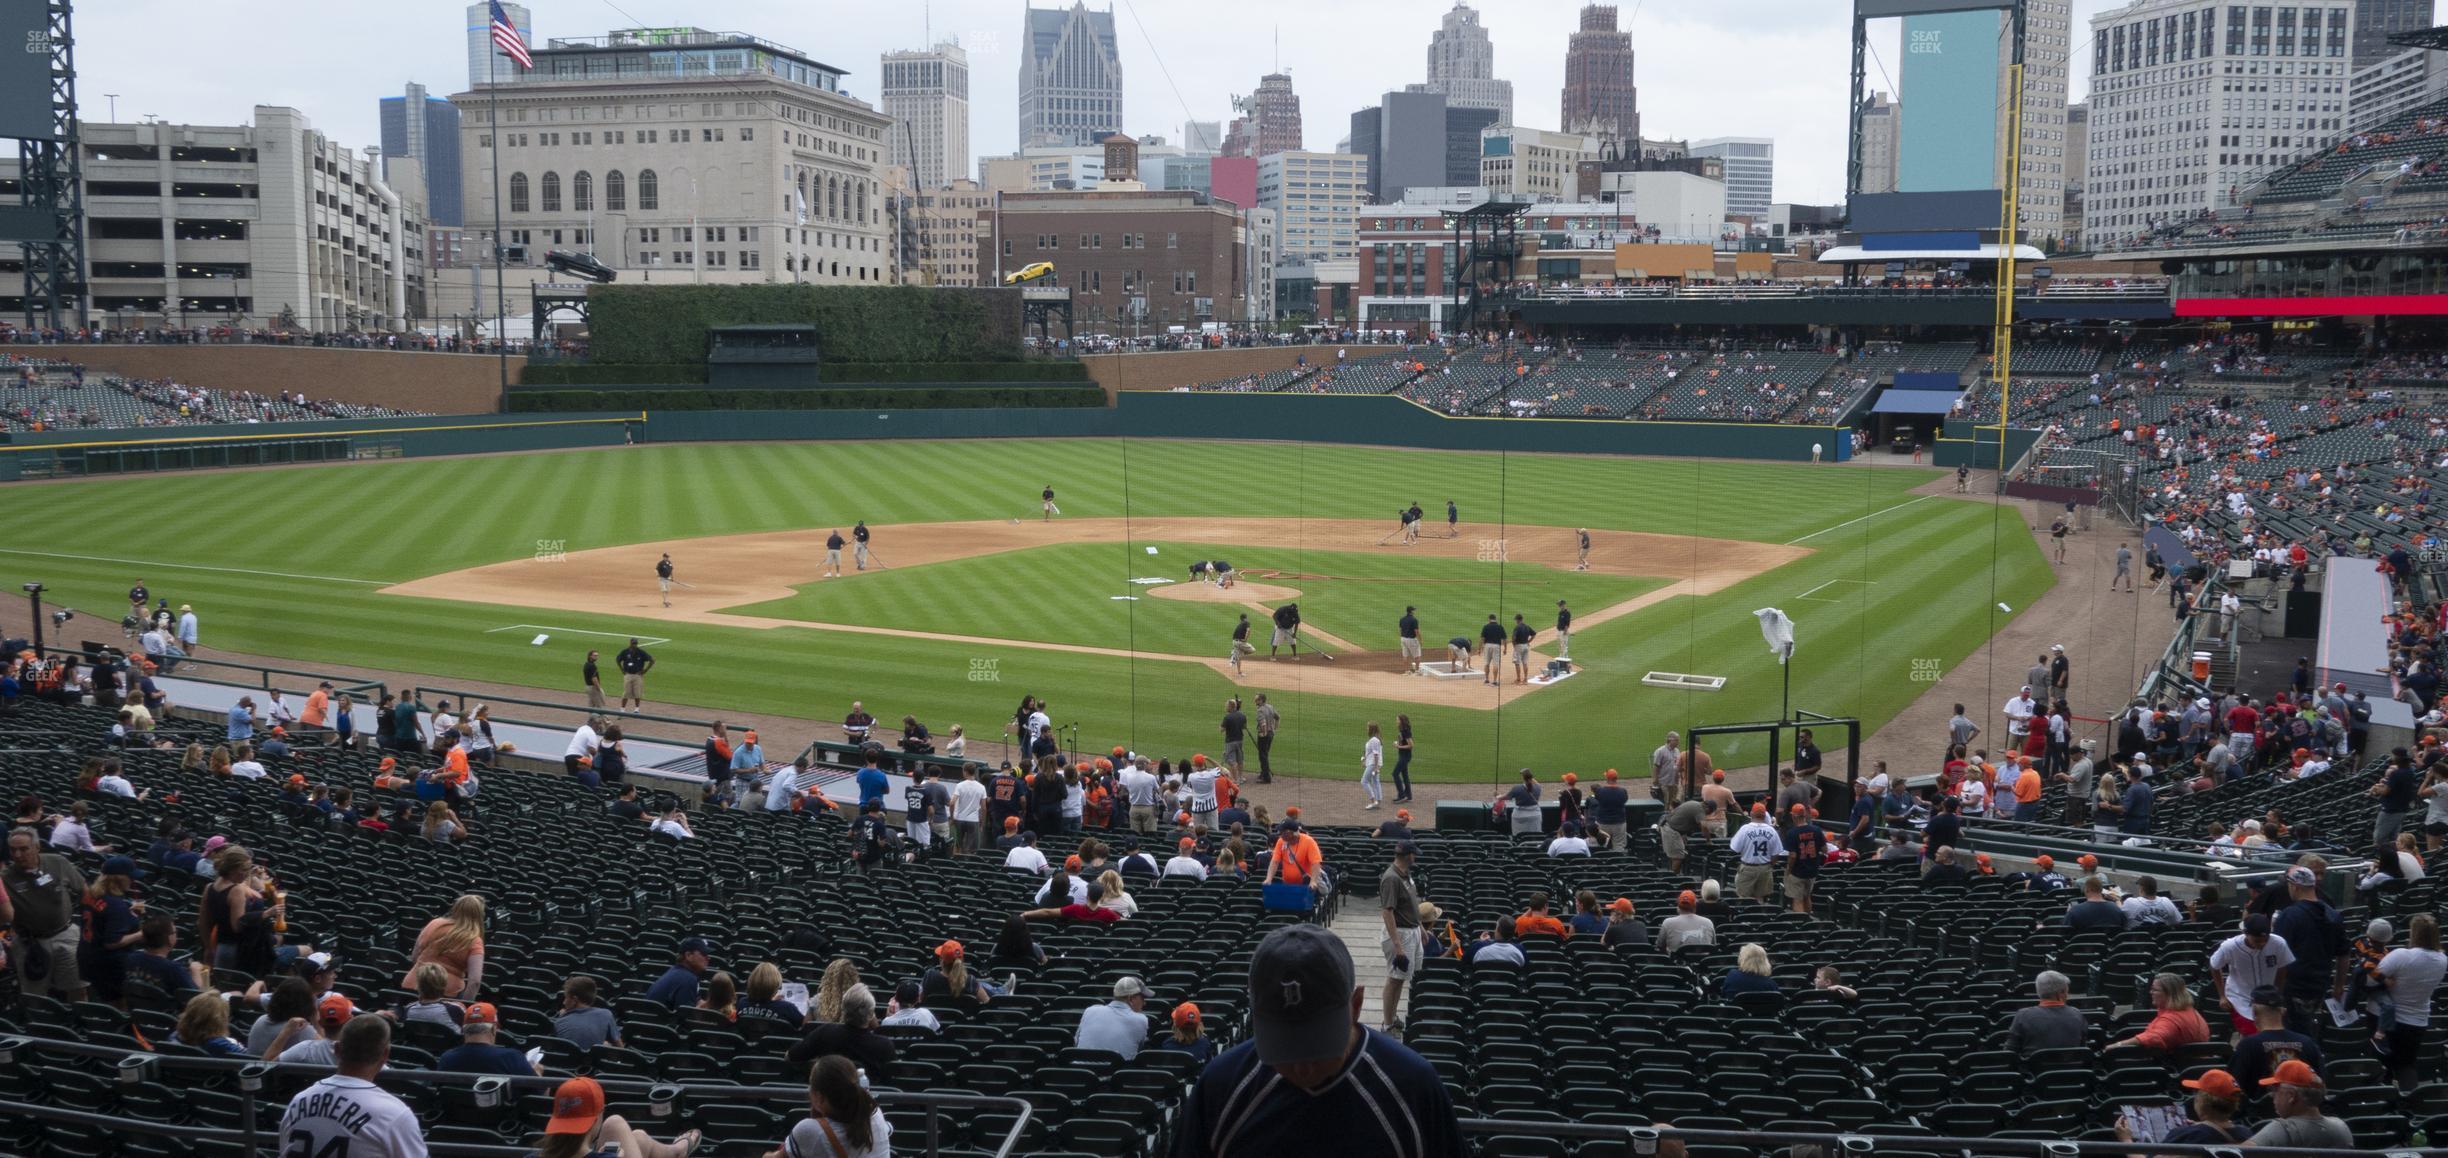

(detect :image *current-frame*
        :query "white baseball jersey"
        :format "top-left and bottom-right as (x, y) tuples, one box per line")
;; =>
(1730, 821), (1786, 864)
(280, 1075), (428, 1158)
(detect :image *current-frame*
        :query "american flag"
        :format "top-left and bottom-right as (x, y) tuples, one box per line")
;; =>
(489, 0), (532, 71)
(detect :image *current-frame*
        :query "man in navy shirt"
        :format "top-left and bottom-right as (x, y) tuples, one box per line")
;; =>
(1173, 924), (1463, 1158)
(642, 938), (710, 1006)
(436, 1003), (537, 1075)
(1589, 770), (1630, 850)
(123, 912), (200, 997)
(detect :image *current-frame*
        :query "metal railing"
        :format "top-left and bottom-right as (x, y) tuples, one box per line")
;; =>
(0, 1034), (1034, 1158)
(45, 646), (384, 704)
(1455, 1117), (2431, 1157)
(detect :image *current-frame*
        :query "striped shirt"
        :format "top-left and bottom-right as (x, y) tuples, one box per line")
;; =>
(1172, 1029), (1464, 1158)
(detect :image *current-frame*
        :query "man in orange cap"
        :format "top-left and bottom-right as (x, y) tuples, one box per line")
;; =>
(1783, 803), (1826, 915)
(2249, 1059), (2352, 1146)
(1658, 889), (1715, 952)
(439, 1001), (536, 1075)
(1591, 769), (1631, 850)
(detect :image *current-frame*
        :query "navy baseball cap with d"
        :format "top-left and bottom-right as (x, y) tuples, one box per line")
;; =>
(1249, 923), (1356, 1065)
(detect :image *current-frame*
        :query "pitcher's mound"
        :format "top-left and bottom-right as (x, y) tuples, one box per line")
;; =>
(1147, 580), (1300, 604)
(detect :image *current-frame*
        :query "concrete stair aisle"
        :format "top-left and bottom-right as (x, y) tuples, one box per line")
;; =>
(1328, 901), (1408, 1029)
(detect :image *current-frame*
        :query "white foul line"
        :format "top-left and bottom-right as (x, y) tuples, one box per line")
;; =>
(1796, 578), (1878, 601)
(0, 548), (395, 586)
(484, 624), (672, 646)
(1785, 493), (1941, 545)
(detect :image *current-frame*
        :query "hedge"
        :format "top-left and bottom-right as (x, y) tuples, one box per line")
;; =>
(585, 284), (1026, 365)
(507, 386), (1109, 413)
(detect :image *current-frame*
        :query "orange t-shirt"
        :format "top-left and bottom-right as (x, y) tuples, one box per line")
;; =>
(302, 690), (330, 728)
(1272, 833), (1322, 884)
(2013, 767), (2043, 804)
(1515, 912), (1570, 938)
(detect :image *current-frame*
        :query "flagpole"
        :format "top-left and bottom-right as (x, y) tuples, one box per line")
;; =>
(488, 21), (508, 412)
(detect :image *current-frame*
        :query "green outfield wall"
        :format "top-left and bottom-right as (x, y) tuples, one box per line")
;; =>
(0, 394), (1859, 479)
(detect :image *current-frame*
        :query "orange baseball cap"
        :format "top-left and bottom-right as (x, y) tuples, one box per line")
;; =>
(2183, 1070), (2243, 1098)
(1751, 802), (1768, 817)
(1176, 811), (1192, 825)
(545, 1076), (606, 1135)
(1112, 746), (1128, 757)
(2078, 853), (2099, 869)
(1561, 772), (1577, 784)
(1178, 836), (1196, 850)
(1677, 889), (1698, 907)
(378, 756), (397, 772)
(1192, 754), (1208, 767)
(1604, 768), (1619, 781)
(1789, 803), (1806, 816)
(1064, 855), (1083, 871)
(1003, 816), (1021, 831)
(316, 993), (356, 1023)
(286, 773), (308, 788)
(935, 940), (964, 961)
(2034, 854), (2055, 869)
(1396, 809), (1411, 821)
(462, 1001), (500, 1026)
(1094, 757), (1113, 772)
(1285, 806), (1301, 818)
(1171, 1002), (1201, 1026)
(1711, 769), (1725, 782)
(2259, 1060), (2324, 1089)
(1609, 898), (1633, 915)
(743, 730), (758, 743)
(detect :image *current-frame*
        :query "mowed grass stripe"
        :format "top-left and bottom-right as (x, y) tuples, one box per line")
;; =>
(0, 441), (2029, 780)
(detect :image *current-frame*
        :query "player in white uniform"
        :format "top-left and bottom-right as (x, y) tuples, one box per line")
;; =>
(279, 1017), (428, 1157)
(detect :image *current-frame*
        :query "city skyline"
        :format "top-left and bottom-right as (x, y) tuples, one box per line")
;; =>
(74, 0), (2206, 205)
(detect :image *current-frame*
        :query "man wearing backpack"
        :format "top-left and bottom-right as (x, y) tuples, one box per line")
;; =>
(2272, 862), (2348, 1034)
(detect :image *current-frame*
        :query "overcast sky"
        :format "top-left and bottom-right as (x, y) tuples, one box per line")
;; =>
(79, 0), (2135, 204)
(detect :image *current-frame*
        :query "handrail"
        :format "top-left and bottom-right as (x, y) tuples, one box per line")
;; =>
(42, 646), (384, 703)
(0, 1034), (1034, 1158)
(1453, 1117), (2431, 1158)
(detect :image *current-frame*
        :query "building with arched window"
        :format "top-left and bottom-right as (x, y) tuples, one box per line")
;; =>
(444, 22), (893, 308)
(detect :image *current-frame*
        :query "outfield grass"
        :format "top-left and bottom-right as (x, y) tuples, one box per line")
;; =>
(732, 541), (1669, 659)
(0, 439), (2052, 782)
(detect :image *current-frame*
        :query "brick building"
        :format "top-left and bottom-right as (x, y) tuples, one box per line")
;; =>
(989, 188), (1249, 327)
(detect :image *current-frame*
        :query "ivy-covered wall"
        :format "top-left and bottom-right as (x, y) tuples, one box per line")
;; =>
(585, 284), (1026, 365)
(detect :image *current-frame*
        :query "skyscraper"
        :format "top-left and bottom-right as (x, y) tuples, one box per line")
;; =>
(2353, 0), (2438, 66)
(1420, 2), (1513, 126)
(465, 1), (532, 89)
(1181, 121), (1224, 156)
(1999, 0), (2072, 244)
(1234, 72), (1304, 159)
(378, 82), (465, 226)
(1856, 91), (1899, 195)
(1560, 4), (1639, 146)
(1019, 2), (1123, 147)
(882, 41), (971, 190)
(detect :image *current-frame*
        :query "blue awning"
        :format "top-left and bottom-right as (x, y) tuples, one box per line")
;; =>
(1870, 389), (1964, 415)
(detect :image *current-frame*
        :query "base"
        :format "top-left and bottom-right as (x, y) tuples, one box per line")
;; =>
(1642, 671), (1726, 691)
(1417, 661), (1477, 681)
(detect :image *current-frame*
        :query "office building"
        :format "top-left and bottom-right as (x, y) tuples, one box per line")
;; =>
(1182, 120), (1224, 155)
(2352, 43), (2448, 129)
(1691, 137), (1773, 218)
(1560, 4), (1640, 146)
(896, 177), (990, 286)
(989, 188), (1248, 324)
(881, 42), (971, 192)
(1019, 2), (1123, 147)
(1243, 205), (1277, 320)
(449, 27), (894, 291)
(379, 82), (465, 226)
(1257, 150), (1370, 262)
(1595, 169), (1727, 241)
(5, 108), (412, 328)
(978, 139), (1188, 193)
(1857, 90), (1899, 195)
(2062, 100), (2087, 248)
(1420, 2), (1514, 125)
(2003, 0), (2074, 244)
(466, 1), (533, 89)
(1444, 106), (1501, 187)
(1353, 90), (1473, 204)
(2084, 0), (2353, 245)
(1482, 126), (1601, 202)
(2354, 0), (2437, 66)
(1226, 72), (1305, 159)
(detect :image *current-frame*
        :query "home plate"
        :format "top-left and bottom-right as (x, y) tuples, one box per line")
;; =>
(1418, 661), (1476, 681)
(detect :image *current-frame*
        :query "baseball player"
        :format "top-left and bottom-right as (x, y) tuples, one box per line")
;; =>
(1477, 614), (1505, 685)
(1575, 528), (1592, 571)
(655, 553), (675, 607)
(823, 530), (845, 578)
(1555, 599), (1573, 662)
(1041, 484), (1060, 521)
(1270, 602), (1302, 661)
(1230, 613), (1253, 675)
(1397, 604), (1423, 674)
(853, 521), (873, 570)
(1446, 500), (1459, 538)
(1510, 613), (1536, 685)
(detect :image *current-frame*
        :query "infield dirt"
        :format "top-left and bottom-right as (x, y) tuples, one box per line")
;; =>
(384, 517), (1807, 710)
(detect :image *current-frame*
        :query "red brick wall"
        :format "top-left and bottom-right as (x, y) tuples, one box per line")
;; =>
(0, 345), (520, 414)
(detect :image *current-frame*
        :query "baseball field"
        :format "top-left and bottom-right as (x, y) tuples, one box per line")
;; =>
(0, 438), (2052, 784)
